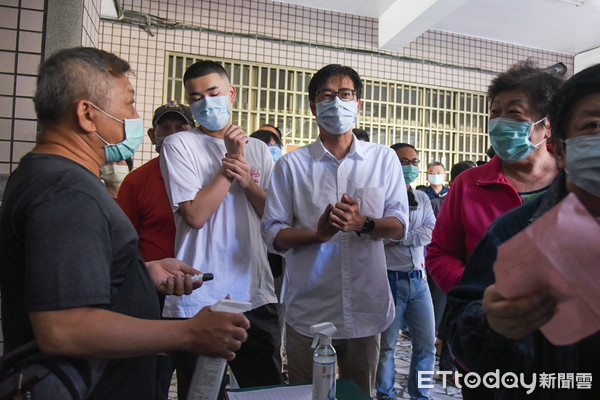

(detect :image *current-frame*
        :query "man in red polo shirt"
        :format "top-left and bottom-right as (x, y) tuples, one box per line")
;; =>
(118, 101), (194, 262)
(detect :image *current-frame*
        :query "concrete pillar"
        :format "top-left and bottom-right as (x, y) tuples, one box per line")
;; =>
(44, 0), (84, 58)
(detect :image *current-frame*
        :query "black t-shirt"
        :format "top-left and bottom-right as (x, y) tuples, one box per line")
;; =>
(0, 153), (161, 399)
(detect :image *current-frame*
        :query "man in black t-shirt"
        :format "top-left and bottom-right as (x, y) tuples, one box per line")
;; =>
(0, 47), (250, 399)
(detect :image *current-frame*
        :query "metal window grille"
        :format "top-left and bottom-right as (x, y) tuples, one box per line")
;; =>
(165, 52), (489, 182)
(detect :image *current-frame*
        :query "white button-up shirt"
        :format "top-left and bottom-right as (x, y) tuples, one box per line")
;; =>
(384, 188), (435, 272)
(262, 137), (409, 339)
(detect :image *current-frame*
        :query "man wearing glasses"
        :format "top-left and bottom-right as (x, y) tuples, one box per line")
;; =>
(377, 143), (436, 400)
(262, 64), (409, 395)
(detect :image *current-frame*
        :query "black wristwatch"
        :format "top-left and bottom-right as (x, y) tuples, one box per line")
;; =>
(356, 216), (375, 236)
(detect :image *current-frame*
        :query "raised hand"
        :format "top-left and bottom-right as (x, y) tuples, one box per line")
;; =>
(224, 125), (249, 156)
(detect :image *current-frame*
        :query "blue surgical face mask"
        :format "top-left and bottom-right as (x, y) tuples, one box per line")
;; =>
(316, 97), (358, 135)
(190, 95), (231, 132)
(489, 117), (547, 163)
(402, 164), (419, 184)
(565, 133), (600, 198)
(268, 145), (283, 162)
(90, 103), (144, 163)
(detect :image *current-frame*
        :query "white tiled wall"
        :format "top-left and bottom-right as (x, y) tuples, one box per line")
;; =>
(0, 0), (101, 176)
(82, 0), (101, 47)
(0, 1), (43, 175)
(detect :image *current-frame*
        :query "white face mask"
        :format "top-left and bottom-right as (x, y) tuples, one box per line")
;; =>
(428, 174), (445, 185)
(565, 134), (600, 198)
(100, 164), (129, 187)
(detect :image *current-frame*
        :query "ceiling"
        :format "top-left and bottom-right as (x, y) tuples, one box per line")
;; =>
(273, 0), (600, 56)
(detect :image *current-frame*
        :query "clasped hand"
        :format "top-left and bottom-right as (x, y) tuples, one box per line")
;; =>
(222, 153), (253, 189)
(316, 193), (365, 242)
(222, 125), (253, 188)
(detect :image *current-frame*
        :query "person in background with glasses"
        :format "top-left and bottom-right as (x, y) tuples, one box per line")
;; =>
(262, 64), (408, 395)
(426, 60), (564, 399)
(376, 143), (436, 400)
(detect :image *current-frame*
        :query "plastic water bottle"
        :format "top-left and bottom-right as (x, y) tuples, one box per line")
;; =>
(311, 322), (337, 400)
(187, 299), (251, 400)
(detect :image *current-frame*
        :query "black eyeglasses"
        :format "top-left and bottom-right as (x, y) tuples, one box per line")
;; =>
(400, 158), (420, 166)
(316, 89), (357, 102)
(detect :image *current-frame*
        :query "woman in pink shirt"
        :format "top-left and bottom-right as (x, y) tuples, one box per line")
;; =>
(426, 60), (564, 294)
(426, 59), (565, 400)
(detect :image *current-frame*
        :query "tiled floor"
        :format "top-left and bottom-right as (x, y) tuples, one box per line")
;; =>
(389, 334), (463, 400)
(169, 333), (463, 399)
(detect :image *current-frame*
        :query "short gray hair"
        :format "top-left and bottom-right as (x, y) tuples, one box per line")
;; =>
(34, 47), (130, 124)
(427, 161), (445, 170)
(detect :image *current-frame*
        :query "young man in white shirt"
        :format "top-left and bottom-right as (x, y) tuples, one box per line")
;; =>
(262, 64), (409, 394)
(160, 61), (282, 399)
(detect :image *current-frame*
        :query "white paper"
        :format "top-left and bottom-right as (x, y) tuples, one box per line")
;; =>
(227, 384), (312, 400)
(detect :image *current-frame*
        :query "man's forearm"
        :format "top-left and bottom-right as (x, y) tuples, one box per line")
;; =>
(243, 181), (267, 217)
(30, 308), (189, 358)
(178, 169), (233, 229)
(369, 216), (405, 240)
(30, 306), (250, 361)
(273, 227), (328, 251)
